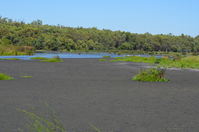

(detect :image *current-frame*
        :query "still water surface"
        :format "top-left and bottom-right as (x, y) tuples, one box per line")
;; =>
(0, 52), (162, 60)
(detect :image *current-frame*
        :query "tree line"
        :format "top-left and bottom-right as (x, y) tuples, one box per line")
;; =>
(1, 17), (199, 53)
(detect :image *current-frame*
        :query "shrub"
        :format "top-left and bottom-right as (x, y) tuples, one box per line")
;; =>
(132, 68), (169, 82)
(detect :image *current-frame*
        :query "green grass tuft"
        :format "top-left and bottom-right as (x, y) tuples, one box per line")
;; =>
(132, 68), (169, 82)
(102, 56), (111, 58)
(0, 73), (13, 80)
(99, 59), (107, 62)
(21, 76), (32, 78)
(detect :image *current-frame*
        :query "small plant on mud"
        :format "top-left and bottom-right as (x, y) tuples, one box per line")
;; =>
(132, 68), (169, 82)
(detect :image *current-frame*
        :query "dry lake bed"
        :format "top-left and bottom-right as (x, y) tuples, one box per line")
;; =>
(1, 59), (199, 132)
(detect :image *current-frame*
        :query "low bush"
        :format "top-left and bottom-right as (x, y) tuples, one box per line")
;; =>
(132, 68), (169, 82)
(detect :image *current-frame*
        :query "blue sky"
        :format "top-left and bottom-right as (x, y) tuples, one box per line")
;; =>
(0, 0), (199, 36)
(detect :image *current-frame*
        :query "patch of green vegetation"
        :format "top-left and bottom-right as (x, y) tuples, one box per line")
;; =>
(112, 55), (199, 69)
(30, 57), (48, 60)
(159, 56), (199, 69)
(1, 16), (199, 54)
(31, 56), (63, 62)
(99, 56), (112, 62)
(41, 56), (63, 62)
(111, 56), (156, 63)
(103, 56), (111, 58)
(99, 59), (107, 62)
(0, 73), (13, 80)
(132, 68), (169, 82)
(0, 58), (20, 60)
(21, 76), (32, 78)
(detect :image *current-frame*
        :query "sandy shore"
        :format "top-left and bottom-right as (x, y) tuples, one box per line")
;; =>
(1, 59), (199, 132)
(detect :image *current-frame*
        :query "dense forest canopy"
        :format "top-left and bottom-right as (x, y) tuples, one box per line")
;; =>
(0, 16), (199, 52)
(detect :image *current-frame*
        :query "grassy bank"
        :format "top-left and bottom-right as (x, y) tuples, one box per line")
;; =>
(157, 56), (199, 69)
(0, 45), (34, 56)
(112, 55), (199, 69)
(0, 58), (20, 60)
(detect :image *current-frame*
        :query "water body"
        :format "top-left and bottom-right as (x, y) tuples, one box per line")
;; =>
(0, 52), (124, 60)
(0, 52), (162, 60)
